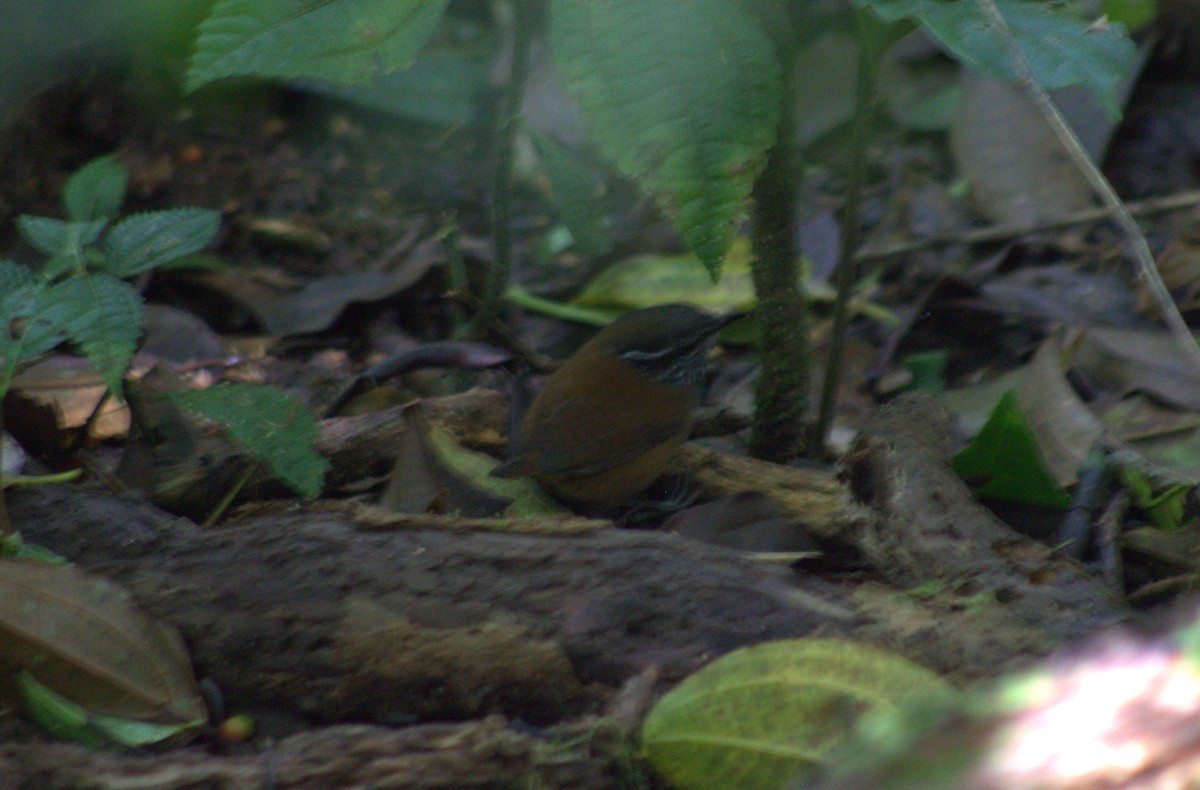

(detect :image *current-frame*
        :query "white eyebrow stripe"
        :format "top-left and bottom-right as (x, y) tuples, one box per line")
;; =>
(619, 347), (675, 362)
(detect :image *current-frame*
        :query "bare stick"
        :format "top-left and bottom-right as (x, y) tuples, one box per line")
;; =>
(856, 189), (1200, 262)
(972, 0), (1200, 373)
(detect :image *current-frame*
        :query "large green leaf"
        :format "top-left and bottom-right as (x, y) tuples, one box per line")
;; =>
(642, 639), (956, 790)
(187, 0), (451, 91)
(170, 383), (329, 498)
(50, 274), (144, 393)
(860, 0), (1134, 116)
(102, 209), (221, 277)
(549, 0), (781, 277)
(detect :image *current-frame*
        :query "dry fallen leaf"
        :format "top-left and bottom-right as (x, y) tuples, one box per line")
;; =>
(0, 558), (206, 726)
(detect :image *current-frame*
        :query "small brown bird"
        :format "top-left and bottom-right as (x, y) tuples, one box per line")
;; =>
(492, 304), (744, 507)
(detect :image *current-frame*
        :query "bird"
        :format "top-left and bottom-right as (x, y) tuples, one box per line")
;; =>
(492, 303), (745, 508)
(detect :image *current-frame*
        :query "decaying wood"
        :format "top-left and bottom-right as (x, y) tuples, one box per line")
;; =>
(841, 393), (1129, 678)
(6, 390), (1138, 786)
(0, 715), (628, 789)
(9, 484), (849, 726)
(234, 499), (612, 536)
(680, 443), (870, 541)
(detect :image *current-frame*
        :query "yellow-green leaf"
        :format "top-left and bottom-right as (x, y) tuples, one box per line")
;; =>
(642, 638), (956, 789)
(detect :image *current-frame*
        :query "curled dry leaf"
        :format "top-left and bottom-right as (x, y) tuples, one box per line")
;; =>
(0, 558), (206, 727)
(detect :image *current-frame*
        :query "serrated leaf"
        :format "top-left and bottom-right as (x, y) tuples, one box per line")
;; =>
(170, 383), (329, 497)
(49, 274), (144, 393)
(859, 0), (1134, 116)
(529, 129), (613, 257)
(63, 155), (128, 222)
(186, 0), (451, 91)
(102, 209), (220, 277)
(642, 639), (956, 790)
(0, 559), (207, 729)
(0, 282), (73, 378)
(16, 216), (107, 263)
(951, 390), (1072, 509)
(549, 0), (781, 277)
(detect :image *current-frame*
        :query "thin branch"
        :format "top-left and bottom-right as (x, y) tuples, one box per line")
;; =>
(972, 0), (1200, 373)
(812, 12), (881, 451)
(856, 189), (1200, 263)
(468, 0), (536, 338)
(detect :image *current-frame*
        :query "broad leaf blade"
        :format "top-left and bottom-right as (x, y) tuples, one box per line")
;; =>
(187, 0), (451, 91)
(0, 558), (207, 727)
(860, 0), (1134, 116)
(951, 390), (1073, 509)
(550, 0), (781, 276)
(170, 383), (329, 498)
(50, 274), (144, 392)
(63, 155), (128, 222)
(642, 639), (956, 790)
(102, 209), (220, 277)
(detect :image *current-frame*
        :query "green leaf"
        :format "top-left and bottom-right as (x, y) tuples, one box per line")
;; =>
(63, 155), (128, 221)
(170, 383), (329, 498)
(1121, 467), (1188, 531)
(17, 671), (104, 748)
(902, 350), (947, 394)
(18, 672), (203, 748)
(529, 129), (613, 257)
(0, 282), (73, 381)
(1103, 0), (1157, 32)
(186, 0), (451, 91)
(951, 390), (1072, 509)
(0, 533), (69, 564)
(0, 260), (35, 292)
(49, 274), (144, 393)
(858, 0), (1135, 116)
(642, 639), (956, 790)
(301, 51), (487, 127)
(423, 424), (565, 517)
(550, 0), (782, 277)
(102, 209), (221, 277)
(575, 236), (757, 313)
(16, 216), (107, 263)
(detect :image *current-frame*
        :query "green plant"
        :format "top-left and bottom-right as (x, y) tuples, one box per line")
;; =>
(183, 0), (1135, 460)
(0, 155), (221, 535)
(169, 383), (330, 524)
(1, 155), (219, 397)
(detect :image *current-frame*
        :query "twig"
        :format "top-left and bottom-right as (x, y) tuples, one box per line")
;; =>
(972, 0), (1200, 373)
(856, 189), (1200, 262)
(813, 11), (883, 451)
(468, 0), (535, 338)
